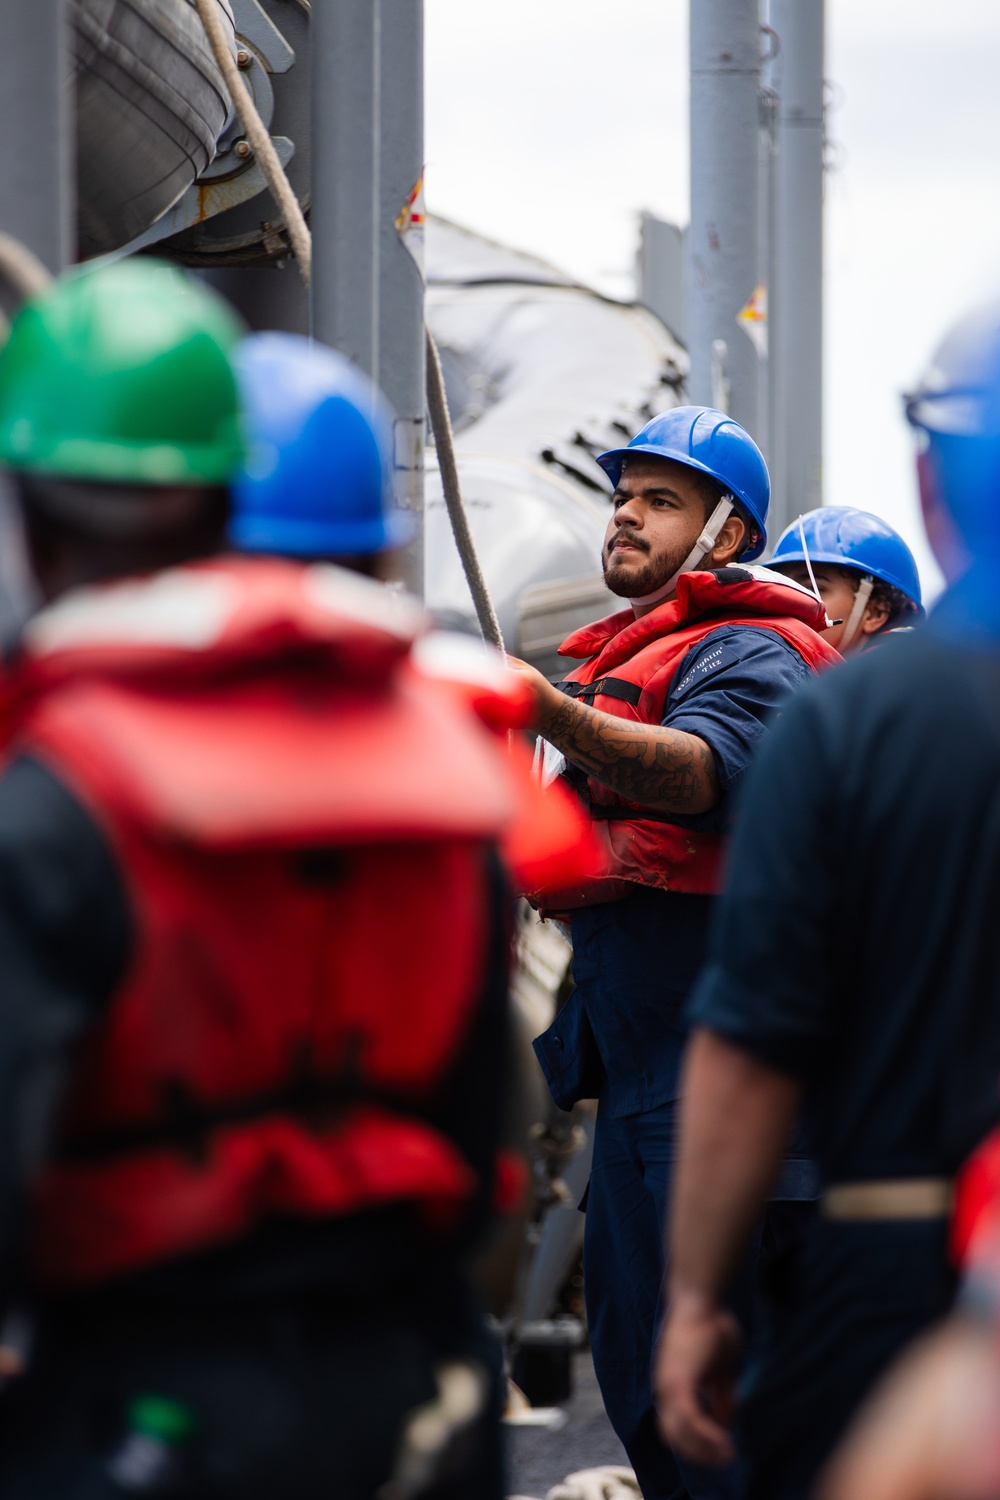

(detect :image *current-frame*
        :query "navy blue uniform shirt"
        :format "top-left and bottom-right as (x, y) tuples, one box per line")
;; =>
(689, 615), (1000, 1184)
(556, 624), (815, 1120)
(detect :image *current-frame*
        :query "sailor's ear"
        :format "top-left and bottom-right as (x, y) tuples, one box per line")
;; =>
(861, 591), (892, 635)
(711, 511), (747, 563)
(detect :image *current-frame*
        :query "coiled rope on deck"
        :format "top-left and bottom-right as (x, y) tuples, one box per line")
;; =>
(510, 1467), (642, 1500)
(193, 0), (504, 651)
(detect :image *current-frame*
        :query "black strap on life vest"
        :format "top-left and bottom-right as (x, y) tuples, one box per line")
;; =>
(51, 1036), (417, 1168)
(585, 802), (686, 826)
(555, 676), (642, 708)
(560, 764), (681, 826)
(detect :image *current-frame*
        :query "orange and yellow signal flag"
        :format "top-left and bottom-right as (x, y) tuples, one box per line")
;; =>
(737, 283), (768, 358)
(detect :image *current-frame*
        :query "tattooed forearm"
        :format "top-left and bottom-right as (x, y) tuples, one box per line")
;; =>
(539, 694), (721, 815)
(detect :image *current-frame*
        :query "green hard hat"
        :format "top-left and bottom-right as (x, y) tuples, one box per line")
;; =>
(0, 259), (245, 485)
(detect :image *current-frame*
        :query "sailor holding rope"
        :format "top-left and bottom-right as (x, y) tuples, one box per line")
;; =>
(511, 407), (839, 1500)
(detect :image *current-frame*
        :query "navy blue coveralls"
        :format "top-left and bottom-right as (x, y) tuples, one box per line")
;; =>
(689, 563), (1000, 1500)
(534, 625), (817, 1500)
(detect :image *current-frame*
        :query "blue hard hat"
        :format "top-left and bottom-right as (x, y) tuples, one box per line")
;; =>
(770, 507), (924, 618)
(231, 331), (414, 557)
(597, 406), (770, 561)
(904, 303), (1000, 555)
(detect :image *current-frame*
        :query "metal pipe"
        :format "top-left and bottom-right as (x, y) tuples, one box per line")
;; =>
(378, 0), (425, 597)
(758, 64), (778, 466)
(769, 0), (825, 536)
(0, 0), (73, 276)
(310, 0), (380, 376)
(687, 0), (761, 434)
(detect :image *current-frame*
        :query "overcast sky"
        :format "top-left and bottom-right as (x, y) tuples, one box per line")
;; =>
(425, 0), (1000, 601)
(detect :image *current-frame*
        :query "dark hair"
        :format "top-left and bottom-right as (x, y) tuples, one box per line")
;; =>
(15, 473), (230, 589)
(869, 577), (917, 629)
(14, 473), (229, 542)
(825, 562), (915, 630)
(686, 469), (724, 518)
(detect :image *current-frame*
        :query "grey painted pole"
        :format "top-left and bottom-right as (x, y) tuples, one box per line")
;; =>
(378, 0), (425, 597)
(688, 0), (761, 436)
(310, 0), (380, 378)
(769, 0), (824, 536)
(0, 0), (73, 275)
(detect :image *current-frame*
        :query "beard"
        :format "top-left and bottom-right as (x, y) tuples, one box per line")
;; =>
(602, 534), (691, 599)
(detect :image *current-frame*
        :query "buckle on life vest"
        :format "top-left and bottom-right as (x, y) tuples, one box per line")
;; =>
(555, 677), (642, 708)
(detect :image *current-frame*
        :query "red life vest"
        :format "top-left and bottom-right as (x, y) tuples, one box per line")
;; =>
(534, 566), (841, 910)
(952, 1126), (1000, 1267)
(406, 631), (599, 897)
(3, 557), (529, 1290)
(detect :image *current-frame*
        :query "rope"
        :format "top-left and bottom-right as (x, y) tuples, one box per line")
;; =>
(546, 1467), (641, 1500)
(0, 235), (52, 302)
(425, 327), (505, 652)
(510, 1468), (642, 1500)
(193, 2), (503, 650)
(192, 0), (312, 286)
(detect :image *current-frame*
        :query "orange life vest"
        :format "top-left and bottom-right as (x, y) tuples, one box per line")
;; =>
(1, 557), (551, 1290)
(533, 566), (841, 910)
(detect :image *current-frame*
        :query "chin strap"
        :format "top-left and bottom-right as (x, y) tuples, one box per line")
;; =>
(628, 495), (735, 610)
(790, 518), (839, 631)
(798, 516), (822, 603)
(839, 573), (875, 651)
